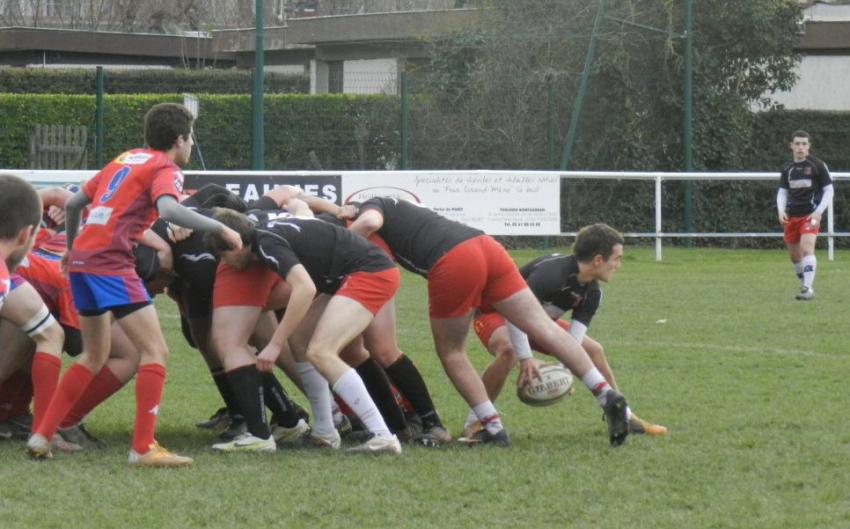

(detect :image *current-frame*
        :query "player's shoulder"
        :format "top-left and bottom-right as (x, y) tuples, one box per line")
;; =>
(806, 155), (830, 174)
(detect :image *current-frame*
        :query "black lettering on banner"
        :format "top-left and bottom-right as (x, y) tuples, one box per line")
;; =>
(184, 173), (342, 205)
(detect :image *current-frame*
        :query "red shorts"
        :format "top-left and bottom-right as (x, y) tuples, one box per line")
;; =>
(212, 261), (283, 308)
(783, 215), (820, 244)
(336, 267), (400, 315)
(427, 235), (527, 319)
(473, 312), (570, 351)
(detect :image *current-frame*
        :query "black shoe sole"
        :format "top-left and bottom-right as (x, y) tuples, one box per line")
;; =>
(604, 393), (629, 447)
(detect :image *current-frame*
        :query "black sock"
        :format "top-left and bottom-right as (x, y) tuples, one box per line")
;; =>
(211, 368), (241, 416)
(385, 355), (443, 429)
(355, 358), (409, 434)
(261, 372), (300, 428)
(225, 365), (270, 438)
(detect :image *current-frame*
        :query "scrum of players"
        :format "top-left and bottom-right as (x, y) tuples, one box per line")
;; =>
(0, 103), (666, 467)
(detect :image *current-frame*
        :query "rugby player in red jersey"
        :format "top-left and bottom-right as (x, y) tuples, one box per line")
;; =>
(27, 103), (242, 466)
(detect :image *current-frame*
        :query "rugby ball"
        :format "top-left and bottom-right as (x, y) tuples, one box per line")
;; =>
(517, 364), (574, 407)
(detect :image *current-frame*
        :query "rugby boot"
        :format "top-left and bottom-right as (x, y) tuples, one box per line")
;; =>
(58, 423), (107, 449)
(307, 429), (341, 449)
(271, 418), (310, 444)
(0, 422), (11, 441)
(196, 407), (229, 429)
(458, 427), (511, 447)
(345, 434), (402, 455)
(629, 414), (669, 436)
(128, 442), (193, 467)
(212, 433), (276, 453)
(217, 414), (247, 441)
(795, 286), (814, 301)
(26, 433), (52, 460)
(603, 390), (629, 446)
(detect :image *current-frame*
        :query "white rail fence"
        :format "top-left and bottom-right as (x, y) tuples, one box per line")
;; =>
(557, 171), (848, 261)
(9, 169), (847, 261)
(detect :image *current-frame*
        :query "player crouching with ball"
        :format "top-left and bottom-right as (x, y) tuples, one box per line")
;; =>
(464, 223), (667, 440)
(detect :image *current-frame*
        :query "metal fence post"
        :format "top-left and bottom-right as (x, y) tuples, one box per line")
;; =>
(656, 175), (663, 261)
(400, 71), (410, 169)
(95, 66), (104, 167)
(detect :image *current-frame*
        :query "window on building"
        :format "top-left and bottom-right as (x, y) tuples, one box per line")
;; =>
(328, 61), (344, 93)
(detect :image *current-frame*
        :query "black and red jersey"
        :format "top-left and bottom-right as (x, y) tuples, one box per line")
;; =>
(520, 254), (601, 327)
(780, 155), (832, 217)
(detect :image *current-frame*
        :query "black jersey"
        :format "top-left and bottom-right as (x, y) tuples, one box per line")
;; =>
(150, 208), (219, 317)
(520, 254), (601, 327)
(251, 212), (394, 295)
(358, 197), (482, 277)
(780, 155), (832, 217)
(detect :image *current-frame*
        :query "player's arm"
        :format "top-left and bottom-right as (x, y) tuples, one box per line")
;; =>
(283, 197), (315, 219)
(348, 208), (384, 238)
(811, 184), (834, 222)
(39, 187), (73, 226)
(156, 196), (242, 250)
(264, 185), (341, 216)
(64, 190), (92, 253)
(776, 188), (788, 224)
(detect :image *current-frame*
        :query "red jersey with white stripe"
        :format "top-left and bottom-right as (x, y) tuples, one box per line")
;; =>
(0, 254), (9, 311)
(68, 149), (183, 275)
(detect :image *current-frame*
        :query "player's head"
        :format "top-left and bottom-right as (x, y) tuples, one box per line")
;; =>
(144, 103), (195, 165)
(789, 130), (810, 160)
(0, 174), (42, 270)
(573, 223), (624, 282)
(205, 208), (256, 270)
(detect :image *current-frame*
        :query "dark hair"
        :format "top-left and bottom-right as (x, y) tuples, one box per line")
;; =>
(0, 174), (42, 239)
(204, 208), (255, 254)
(144, 103), (194, 151)
(573, 223), (624, 262)
(790, 130), (810, 142)
(133, 244), (161, 283)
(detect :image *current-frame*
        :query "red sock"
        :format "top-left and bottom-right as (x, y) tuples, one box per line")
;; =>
(0, 369), (31, 421)
(32, 352), (62, 432)
(132, 363), (166, 455)
(60, 366), (125, 429)
(9, 370), (34, 418)
(35, 363), (94, 439)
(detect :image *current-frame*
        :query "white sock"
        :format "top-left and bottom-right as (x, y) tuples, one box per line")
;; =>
(793, 261), (804, 284)
(295, 362), (335, 437)
(332, 369), (392, 438)
(331, 400), (345, 426)
(472, 401), (503, 435)
(464, 409), (479, 430)
(581, 368), (612, 406)
(801, 255), (816, 289)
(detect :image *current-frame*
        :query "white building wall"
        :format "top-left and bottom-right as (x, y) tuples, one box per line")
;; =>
(768, 55), (850, 111)
(343, 58), (398, 95)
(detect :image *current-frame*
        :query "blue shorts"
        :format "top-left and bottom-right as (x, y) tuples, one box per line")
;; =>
(69, 272), (151, 316)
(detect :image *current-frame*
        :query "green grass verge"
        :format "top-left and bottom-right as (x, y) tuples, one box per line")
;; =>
(1, 247), (848, 529)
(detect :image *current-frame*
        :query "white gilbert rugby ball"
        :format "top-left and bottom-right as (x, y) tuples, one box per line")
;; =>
(517, 364), (574, 407)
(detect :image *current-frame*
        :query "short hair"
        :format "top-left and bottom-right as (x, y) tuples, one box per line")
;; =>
(790, 130), (810, 142)
(204, 208), (255, 255)
(144, 103), (194, 151)
(0, 174), (42, 240)
(573, 223), (624, 262)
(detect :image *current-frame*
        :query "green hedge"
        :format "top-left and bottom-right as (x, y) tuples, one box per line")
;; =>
(0, 68), (309, 94)
(0, 93), (399, 170)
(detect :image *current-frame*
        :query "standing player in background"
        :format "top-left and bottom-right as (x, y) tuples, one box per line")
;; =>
(777, 130), (833, 301)
(466, 224), (667, 438)
(27, 103), (242, 466)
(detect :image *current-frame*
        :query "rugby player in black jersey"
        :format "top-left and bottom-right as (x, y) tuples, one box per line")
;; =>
(467, 223), (667, 437)
(777, 130), (833, 301)
(206, 197), (404, 454)
(342, 197), (631, 446)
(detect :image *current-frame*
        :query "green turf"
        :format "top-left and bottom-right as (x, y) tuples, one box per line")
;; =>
(2, 247), (849, 529)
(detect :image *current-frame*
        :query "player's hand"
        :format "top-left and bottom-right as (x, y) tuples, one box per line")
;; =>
(256, 345), (280, 372)
(808, 212), (822, 226)
(47, 205), (66, 226)
(337, 204), (358, 220)
(778, 212), (789, 225)
(220, 226), (243, 251)
(516, 358), (542, 388)
(166, 223), (193, 242)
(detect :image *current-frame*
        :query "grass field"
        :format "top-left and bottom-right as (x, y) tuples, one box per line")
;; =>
(1, 246), (849, 529)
